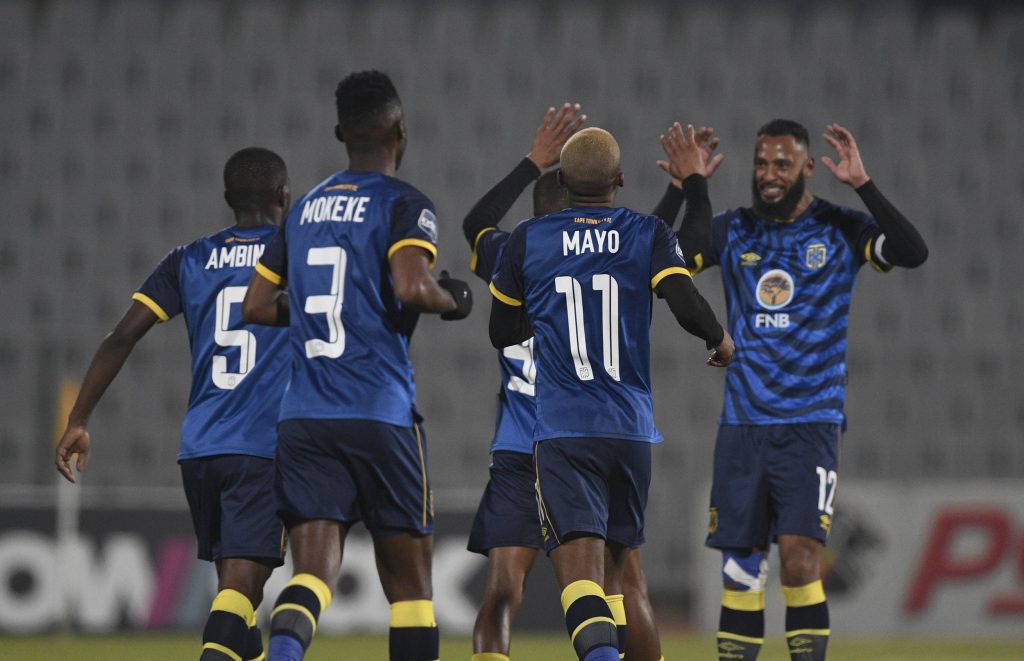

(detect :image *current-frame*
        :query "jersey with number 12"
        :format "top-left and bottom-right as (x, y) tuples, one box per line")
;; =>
(257, 171), (439, 426)
(133, 224), (289, 461)
(490, 207), (690, 443)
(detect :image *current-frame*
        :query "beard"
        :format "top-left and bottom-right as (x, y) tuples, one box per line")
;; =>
(752, 173), (805, 220)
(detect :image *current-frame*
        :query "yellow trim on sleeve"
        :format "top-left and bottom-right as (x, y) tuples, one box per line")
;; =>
(470, 227), (497, 272)
(650, 266), (692, 290)
(783, 580), (826, 607)
(201, 642), (242, 661)
(131, 292), (170, 322)
(722, 588), (766, 611)
(390, 599), (436, 628)
(388, 238), (438, 268)
(489, 282), (523, 306)
(692, 252), (705, 274)
(718, 631), (766, 645)
(255, 261), (283, 285)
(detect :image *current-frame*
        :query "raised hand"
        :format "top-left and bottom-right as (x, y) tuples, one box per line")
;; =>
(55, 424), (90, 483)
(658, 122), (706, 183)
(527, 103), (587, 170)
(694, 126), (725, 178)
(820, 123), (870, 188)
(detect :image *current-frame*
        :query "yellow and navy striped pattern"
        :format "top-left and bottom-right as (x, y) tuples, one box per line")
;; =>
(561, 580), (619, 659)
(201, 589), (255, 661)
(254, 261), (282, 285)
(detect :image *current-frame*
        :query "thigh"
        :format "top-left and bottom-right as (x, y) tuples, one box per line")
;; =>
(373, 532), (433, 603)
(180, 459), (217, 561)
(216, 455), (286, 566)
(606, 442), (651, 549)
(275, 419), (360, 527)
(534, 438), (610, 555)
(767, 423), (840, 545)
(346, 420), (433, 537)
(468, 451), (543, 555)
(706, 425), (772, 550)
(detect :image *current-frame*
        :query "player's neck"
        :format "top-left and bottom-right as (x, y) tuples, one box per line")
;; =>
(233, 209), (279, 228)
(569, 194), (617, 208)
(347, 148), (398, 177)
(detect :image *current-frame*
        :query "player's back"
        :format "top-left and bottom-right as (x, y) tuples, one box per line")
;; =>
(135, 224), (289, 460)
(493, 207), (672, 444)
(275, 170), (438, 427)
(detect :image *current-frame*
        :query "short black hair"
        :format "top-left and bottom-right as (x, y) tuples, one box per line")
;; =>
(757, 119), (810, 148)
(335, 70), (401, 132)
(533, 170), (568, 216)
(223, 147), (287, 209)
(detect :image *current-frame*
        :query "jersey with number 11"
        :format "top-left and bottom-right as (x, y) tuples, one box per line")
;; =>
(133, 224), (289, 461)
(257, 171), (440, 427)
(490, 207), (690, 443)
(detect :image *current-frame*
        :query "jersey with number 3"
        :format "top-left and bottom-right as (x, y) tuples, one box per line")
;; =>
(257, 171), (439, 427)
(133, 225), (289, 461)
(490, 207), (690, 443)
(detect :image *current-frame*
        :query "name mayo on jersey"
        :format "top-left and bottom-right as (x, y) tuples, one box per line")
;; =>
(204, 243), (266, 270)
(562, 229), (620, 256)
(300, 194), (371, 225)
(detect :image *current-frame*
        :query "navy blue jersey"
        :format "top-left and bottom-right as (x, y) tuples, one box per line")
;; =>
(702, 198), (887, 425)
(490, 207), (689, 443)
(257, 171), (439, 426)
(133, 225), (289, 460)
(472, 226), (536, 454)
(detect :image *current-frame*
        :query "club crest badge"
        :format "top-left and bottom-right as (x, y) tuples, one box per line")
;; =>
(805, 243), (827, 269)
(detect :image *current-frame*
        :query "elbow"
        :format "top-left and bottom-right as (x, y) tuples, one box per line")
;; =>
(393, 279), (425, 308)
(241, 297), (258, 324)
(906, 244), (929, 268)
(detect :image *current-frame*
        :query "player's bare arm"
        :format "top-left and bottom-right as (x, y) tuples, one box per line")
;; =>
(390, 246), (472, 319)
(823, 123), (928, 268)
(55, 301), (159, 483)
(242, 270), (289, 326)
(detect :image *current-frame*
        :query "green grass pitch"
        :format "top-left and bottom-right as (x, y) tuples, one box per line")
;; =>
(3, 634), (1023, 660)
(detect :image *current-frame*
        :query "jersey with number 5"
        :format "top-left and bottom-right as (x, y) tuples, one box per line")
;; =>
(257, 171), (439, 426)
(472, 226), (537, 455)
(490, 207), (689, 443)
(133, 224), (289, 461)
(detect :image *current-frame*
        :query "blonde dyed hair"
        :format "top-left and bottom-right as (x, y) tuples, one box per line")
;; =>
(559, 127), (621, 195)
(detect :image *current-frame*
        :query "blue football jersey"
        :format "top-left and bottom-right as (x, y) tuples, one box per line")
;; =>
(702, 198), (887, 425)
(257, 171), (439, 426)
(133, 224), (289, 461)
(490, 207), (690, 443)
(472, 226), (537, 455)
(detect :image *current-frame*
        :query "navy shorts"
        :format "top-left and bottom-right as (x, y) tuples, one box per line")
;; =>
(467, 451), (543, 555)
(179, 455), (285, 565)
(276, 418), (433, 537)
(706, 423), (840, 550)
(534, 437), (651, 554)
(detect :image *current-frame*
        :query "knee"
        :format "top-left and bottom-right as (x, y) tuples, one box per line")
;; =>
(779, 545), (819, 586)
(486, 571), (527, 610)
